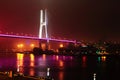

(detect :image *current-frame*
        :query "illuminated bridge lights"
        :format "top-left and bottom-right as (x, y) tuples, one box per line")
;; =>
(0, 9), (80, 44)
(0, 33), (77, 43)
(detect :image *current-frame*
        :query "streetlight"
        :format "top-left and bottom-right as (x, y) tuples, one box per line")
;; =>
(30, 44), (35, 51)
(59, 43), (64, 48)
(30, 44), (35, 48)
(17, 44), (24, 52)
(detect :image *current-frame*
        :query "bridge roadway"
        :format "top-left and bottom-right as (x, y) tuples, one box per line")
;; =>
(0, 34), (77, 43)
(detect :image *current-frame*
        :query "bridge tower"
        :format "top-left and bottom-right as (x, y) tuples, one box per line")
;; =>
(39, 9), (49, 50)
(39, 9), (48, 39)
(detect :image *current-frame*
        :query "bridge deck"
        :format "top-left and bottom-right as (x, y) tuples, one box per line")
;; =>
(0, 34), (77, 43)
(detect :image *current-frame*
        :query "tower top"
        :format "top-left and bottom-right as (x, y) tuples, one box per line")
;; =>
(39, 9), (48, 39)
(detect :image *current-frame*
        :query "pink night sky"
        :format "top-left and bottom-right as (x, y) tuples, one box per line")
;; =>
(0, 0), (120, 42)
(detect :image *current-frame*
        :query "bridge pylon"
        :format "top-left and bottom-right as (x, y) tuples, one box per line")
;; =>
(39, 9), (49, 50)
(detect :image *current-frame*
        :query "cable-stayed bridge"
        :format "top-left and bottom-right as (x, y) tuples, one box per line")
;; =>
(0, 33), (76, 43)
(0, 9), (80, 51)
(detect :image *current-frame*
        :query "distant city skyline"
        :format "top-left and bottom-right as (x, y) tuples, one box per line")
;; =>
(0, 0), (120, 42)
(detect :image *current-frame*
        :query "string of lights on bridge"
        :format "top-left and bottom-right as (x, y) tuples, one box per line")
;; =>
(0, 9), (80, 44)
(0, 32), (78, 43)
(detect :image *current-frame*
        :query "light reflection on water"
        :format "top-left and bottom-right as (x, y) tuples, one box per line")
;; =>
(16, 53), (24, 73)
(30, 54), (34, 67)
(59, 71), (64, 80)
(0, 53), (120, 80)
(82, 56), (87, 68)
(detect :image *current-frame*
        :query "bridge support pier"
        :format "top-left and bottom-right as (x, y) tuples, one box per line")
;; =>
(39, 40), (50, 51)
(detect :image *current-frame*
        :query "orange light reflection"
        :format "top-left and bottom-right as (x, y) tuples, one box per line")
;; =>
(59, 60), (64, 67)
(30, 54), (35, 67)
(59, 71), (64, 80)
(17, 53), (24, 73)
(42, 54), (46, 61)
(56, 55), (59, 61)
(29, 68), (34, 76)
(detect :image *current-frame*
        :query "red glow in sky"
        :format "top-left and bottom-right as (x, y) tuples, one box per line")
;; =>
(0, 0), (120, 42)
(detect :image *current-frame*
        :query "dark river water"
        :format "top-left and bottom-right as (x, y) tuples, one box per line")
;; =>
(0, 53), (120, 80)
